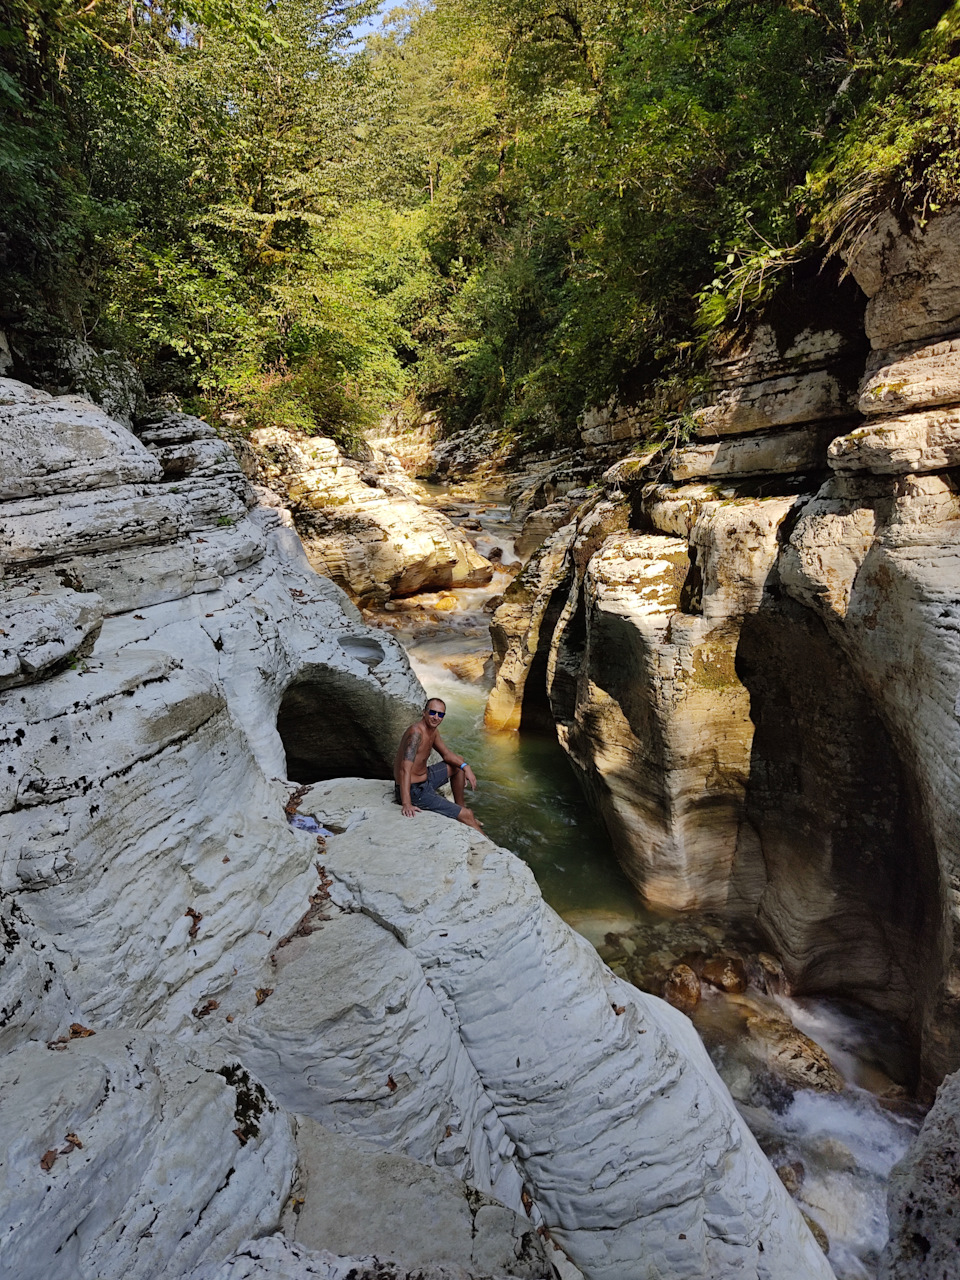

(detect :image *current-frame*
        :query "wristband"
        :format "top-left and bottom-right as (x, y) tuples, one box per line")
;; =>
(460, 762), (468, 771)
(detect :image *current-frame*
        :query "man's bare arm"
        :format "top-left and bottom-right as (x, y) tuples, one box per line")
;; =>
(433, 732), (461, 767)
(435, 733), (476, 790)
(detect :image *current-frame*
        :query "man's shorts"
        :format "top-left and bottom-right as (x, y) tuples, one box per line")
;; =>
(395, 760), (462, 820)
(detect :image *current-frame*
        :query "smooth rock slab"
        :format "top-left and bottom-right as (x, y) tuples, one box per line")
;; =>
(693, 370), (854, 438)
(0, 585), (103, 688)
(670, 424), (837, 482)
(0, 381), (161, 500)
(224, 912), (525, 1210)
(302, 779), (833, 1280)
(829, 407), (960, 474)
(0, 1033), (296, 1280)
(283, 1119), (557, 1278)
(859, 335), (960, 416)
(190, 1234), (549, 1280)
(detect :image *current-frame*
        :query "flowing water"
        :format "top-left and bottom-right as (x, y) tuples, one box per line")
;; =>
(365, 476), (926, 1279)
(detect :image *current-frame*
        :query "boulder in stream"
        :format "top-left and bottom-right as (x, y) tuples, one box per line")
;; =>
(240, 426), (493, 605)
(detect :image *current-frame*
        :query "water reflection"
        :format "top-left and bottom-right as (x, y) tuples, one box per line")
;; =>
(404, 638), (640, 918)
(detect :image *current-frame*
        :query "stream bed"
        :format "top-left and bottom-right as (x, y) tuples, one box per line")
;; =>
(365, 476), (926, 1280)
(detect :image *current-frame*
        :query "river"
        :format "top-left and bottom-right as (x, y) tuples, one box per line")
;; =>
(365, 475), (926, 1280)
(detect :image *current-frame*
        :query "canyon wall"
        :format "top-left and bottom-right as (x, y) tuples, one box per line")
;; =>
(488, 215), (960, 1087)
(0, 378), (830, 1279)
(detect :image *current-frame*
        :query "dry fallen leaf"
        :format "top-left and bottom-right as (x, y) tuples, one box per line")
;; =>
(521, 1189), (533, 1216)
(386, 1075), (398, 1093)
(133, 614), (145, 620)
(613, 1004), (626, 1016)
(40, 1149), (58, 1172)
(69, 1024), (95, 1039)
(192, 999), (219, 1019)
(255, 987), (274, 1005)
(185, 907), (203, 939)
(63, 1133), (83, 1151)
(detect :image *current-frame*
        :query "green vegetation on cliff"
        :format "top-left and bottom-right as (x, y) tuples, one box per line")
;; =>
(1, 0), (958, 446)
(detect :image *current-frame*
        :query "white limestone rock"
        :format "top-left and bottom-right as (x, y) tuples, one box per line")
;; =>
(0, 480), (251, 572)
(515, 501), (580, 561)
(780, 471), (960, 1081)
(189, 1233), (549, 1280)
(485, 523), (578, 732)
(243, 427), (493, 604)
(642, 480), (740, 537)
(693, 370), (853, 438)
(281, 1119), (559, 1278)
(0, 1032), (296, 1280)
(828, 406), (960, 474)
(138, 410), (219, 445)
(845, 206), (960, 349)
(779, 476), (885, 621)
(0, 584), (103, 688)
(0, 372), (836, 1280)
(553, 530), (756, 911)
(859, 335), (960, 417)
(579, 397), (645, 447)
(669, 423), (837, 482)
(301, 779), (834, 1280)
(0, 381), (161, 500)
(222, 912), (526, 1210)
(23, 340), (147, 426)
(0, 899), (74, 1053)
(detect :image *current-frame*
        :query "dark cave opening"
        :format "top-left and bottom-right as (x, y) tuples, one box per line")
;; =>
(276, 669), (394, 784)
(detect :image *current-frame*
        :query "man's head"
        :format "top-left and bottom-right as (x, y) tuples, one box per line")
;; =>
(423, 697), (446, 725)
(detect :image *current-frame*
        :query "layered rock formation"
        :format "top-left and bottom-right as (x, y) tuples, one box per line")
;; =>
(0, 377), (831, 1278)
(879, 1065), (960, 1279)
(486, 220), (960, 1085)
(239, 426), (493, 606)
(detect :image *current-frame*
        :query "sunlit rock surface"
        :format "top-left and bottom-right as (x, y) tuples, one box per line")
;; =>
(0, 1033), (296, 1280)
(241, 425), (493, 605)
(304, 778), (834, 1280)
(279, 1120), (557, 1279)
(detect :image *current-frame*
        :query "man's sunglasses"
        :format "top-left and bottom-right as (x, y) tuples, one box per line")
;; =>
(427, 709), (445, 719)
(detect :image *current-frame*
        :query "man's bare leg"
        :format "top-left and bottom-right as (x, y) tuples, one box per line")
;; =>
(444, 764), (482, 829)
(458, 806), (483, 831)
(450, 764), (466, 806)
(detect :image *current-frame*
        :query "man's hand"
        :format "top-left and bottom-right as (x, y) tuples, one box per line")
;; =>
(462, 765), (477, 791)
(402, 803), (420, 818)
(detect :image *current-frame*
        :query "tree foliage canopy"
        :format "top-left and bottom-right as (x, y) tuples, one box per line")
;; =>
(2, 0), (959, 448)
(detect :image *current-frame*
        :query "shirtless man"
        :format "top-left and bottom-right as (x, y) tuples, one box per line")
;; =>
(394, 698), (482, 830)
